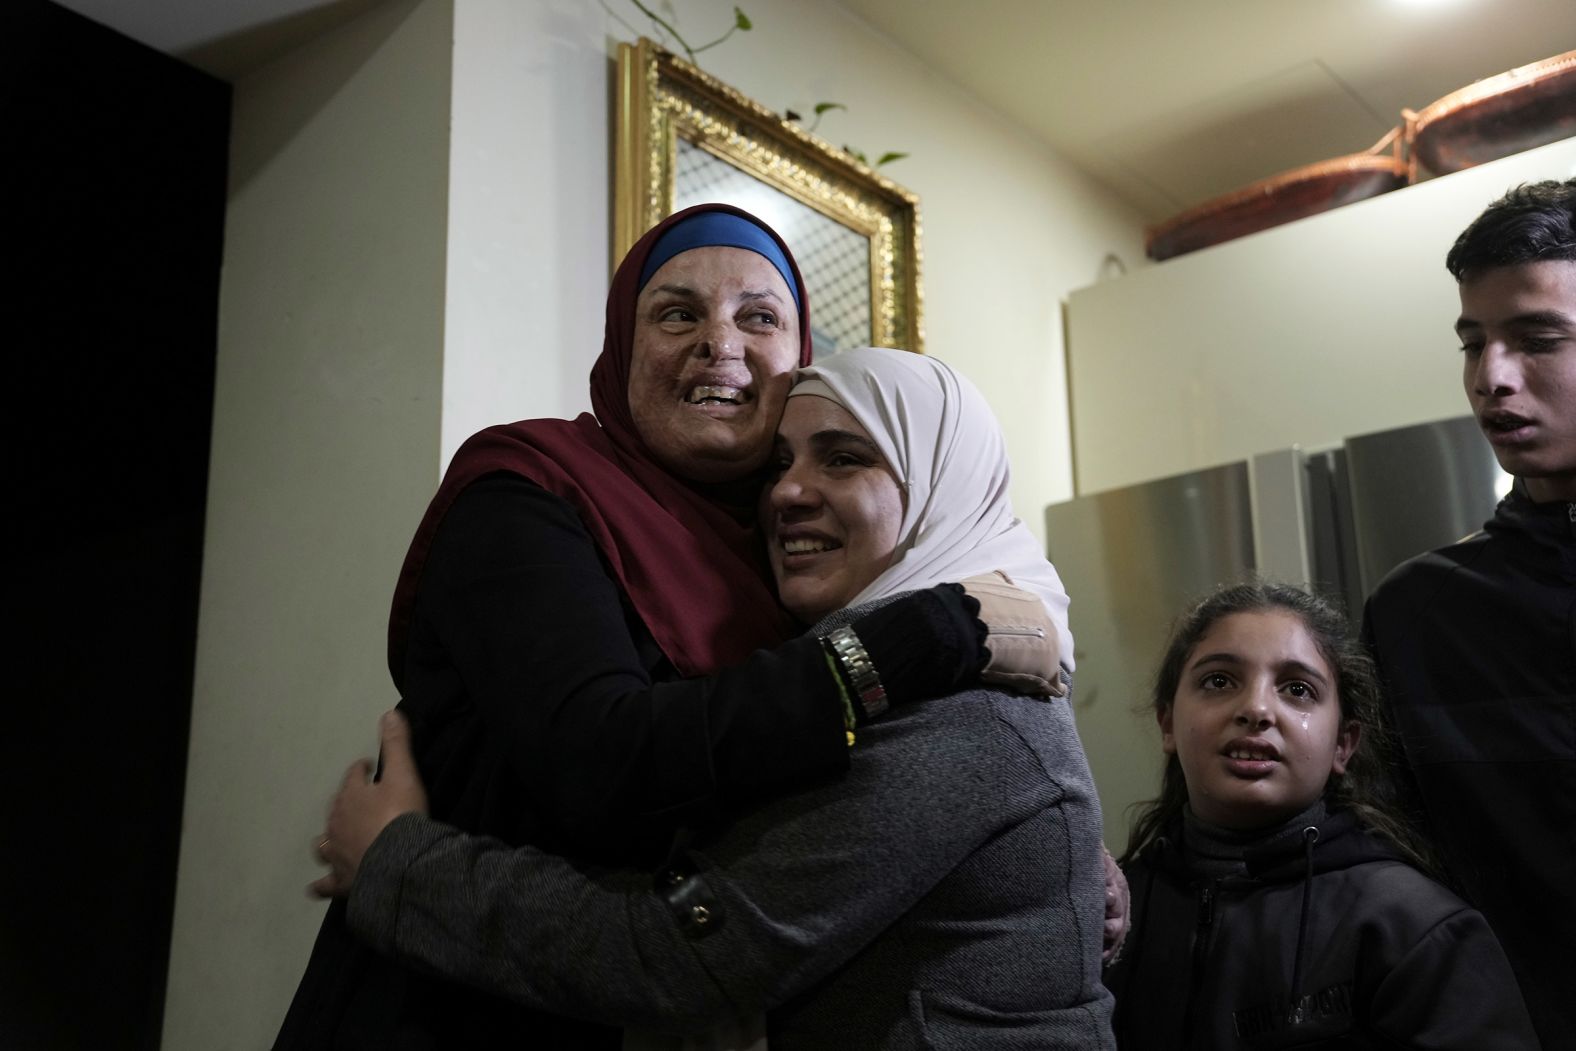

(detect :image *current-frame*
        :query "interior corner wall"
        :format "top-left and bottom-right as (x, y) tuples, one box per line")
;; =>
(1066, 137), (1576, 496)
(440, 0), (612, 465)
(610, 0), (1148, 539)
(163, 0), (454, 1045)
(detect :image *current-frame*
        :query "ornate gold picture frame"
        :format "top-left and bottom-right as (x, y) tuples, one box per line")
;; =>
(614, 38), (923, 355)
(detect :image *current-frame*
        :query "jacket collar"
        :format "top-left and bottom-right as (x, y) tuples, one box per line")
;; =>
(1484, 483), (1576, 583)
(1146, 809), (1396, 884)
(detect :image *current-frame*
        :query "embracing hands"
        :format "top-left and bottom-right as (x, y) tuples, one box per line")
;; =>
(310, 710), (429, 899)
(960, 571), (1067, 698)
(1101, 843), (1131, 964)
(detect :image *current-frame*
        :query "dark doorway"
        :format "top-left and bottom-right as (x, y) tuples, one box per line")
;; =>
(7, 2), (230, 1047)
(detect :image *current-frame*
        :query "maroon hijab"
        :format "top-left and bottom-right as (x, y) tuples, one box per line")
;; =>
(388, 204), (813, 682)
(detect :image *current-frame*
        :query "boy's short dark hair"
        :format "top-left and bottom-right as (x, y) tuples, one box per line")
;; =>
(1445, 178), (1576, 281)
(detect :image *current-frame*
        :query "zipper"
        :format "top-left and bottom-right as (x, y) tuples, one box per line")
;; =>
(1181, 882), (1217, 1046)
(988, 625), (1046, 638)
(1194, 883), (1216, 952)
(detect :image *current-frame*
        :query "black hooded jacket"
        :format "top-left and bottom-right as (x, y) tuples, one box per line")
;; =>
(1362, 486), (1575, 1048)
(1104, 811), (1536, 1050)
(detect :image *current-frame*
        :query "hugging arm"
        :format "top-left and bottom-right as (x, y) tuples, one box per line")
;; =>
(345, 702), (1053, 1031)
(408, 475), (986, 848)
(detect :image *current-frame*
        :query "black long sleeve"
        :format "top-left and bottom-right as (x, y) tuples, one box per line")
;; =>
(400, 474), (984, 857)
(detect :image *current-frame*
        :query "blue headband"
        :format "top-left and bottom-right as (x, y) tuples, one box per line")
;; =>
(637, 212), (803, 314)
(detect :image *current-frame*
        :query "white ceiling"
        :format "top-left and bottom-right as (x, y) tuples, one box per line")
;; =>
(841, 0), (1575, 221)
(53, 0), (1576, 223)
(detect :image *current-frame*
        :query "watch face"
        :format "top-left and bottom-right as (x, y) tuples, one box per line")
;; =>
(826, 628), (887, 717)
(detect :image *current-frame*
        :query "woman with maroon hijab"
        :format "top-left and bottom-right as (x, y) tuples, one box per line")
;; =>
(275, 206), (1039, 1048)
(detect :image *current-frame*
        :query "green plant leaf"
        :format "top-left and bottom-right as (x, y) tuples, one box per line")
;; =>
(734, 6), (752, 29)
(784, 108), (802, 122)
(844, 146), (868, 164)
(813, 102), (846, 116)
(876, 151), (909, 166)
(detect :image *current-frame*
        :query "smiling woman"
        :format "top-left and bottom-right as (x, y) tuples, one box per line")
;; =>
(629, 243), (800, 481)
(782, 348), (1078, 664)
(766, 395), (907, 623)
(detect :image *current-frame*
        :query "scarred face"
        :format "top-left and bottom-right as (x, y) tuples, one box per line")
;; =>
(1161, 609), (1359, 830)
(763, 396), (906, 624)
(1457, 260), (1576, 502)
(629, 246), (800, 483)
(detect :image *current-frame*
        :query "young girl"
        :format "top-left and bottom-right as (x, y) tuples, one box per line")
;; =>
(1103, 582), (1535, 1050)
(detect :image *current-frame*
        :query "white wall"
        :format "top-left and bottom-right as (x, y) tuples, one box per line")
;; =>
(164, 1), (453, 1046)
(1066, 137), (1576, 494)
(656, 0), (1148, 535)
(440, 0), (612, 463)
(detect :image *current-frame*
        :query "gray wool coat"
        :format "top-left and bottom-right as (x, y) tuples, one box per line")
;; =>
(347, 600), (1117, 1049)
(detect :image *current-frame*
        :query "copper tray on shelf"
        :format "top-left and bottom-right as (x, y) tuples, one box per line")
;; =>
(1146, 129), (1408, 262)
(1408, 50), (1576, 176)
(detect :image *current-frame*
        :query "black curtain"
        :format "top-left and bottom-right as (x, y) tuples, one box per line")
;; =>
(6, 3), (229, 1047)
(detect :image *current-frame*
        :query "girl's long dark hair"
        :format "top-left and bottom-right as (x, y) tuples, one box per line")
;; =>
(1121, 582), (1439, 879)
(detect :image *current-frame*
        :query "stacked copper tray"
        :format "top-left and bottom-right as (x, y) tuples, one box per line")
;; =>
(1408, 50), (1576, 177)
(1146, 50), (1575, 262)
(1146, 129), (1407, 262)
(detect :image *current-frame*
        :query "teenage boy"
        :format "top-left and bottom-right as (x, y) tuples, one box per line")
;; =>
(1363, 179), (1574, 1050)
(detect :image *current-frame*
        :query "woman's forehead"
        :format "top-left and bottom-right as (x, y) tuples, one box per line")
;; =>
(642, 245), (793, 300)
(781, 394), (869, 439)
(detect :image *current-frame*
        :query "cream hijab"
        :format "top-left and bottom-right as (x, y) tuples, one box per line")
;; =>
(789, 346), (1074, 670)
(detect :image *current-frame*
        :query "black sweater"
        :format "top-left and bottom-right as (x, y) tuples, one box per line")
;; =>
(1362, 486), (1575, 1049)
(1105, 810), (1536, 1050)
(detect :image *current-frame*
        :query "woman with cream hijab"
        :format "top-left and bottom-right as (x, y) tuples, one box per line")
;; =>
(318, 347), (1114, 1049)
(775, 345), (1074, 675)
